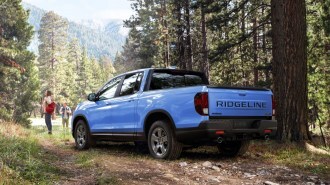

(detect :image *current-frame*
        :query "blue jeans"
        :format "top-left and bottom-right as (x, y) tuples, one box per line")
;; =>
(45, 113), (52, 132)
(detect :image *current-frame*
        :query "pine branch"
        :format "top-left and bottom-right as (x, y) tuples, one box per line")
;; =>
(210, 19), (271, 63)
(0, 55), (25, 73)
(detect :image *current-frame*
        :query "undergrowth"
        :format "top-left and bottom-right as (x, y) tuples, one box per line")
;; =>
(1, 121), (329, 183)
(250, 141), (330, 177)
(0, 122), (61, 184)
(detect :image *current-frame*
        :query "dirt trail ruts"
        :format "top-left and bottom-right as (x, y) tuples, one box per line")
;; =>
(40, 140), (97, 185)
(39, 140), (330, 185)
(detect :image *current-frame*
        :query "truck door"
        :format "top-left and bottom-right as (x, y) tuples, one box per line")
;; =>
(88, 76), (123, 132)
(109, 72), (143, 134)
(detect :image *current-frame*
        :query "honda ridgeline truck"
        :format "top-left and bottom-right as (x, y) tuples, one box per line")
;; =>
(72, 68), (277, 159)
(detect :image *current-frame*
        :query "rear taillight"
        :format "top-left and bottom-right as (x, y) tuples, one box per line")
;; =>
(194, 92), (209, 116)
(272, 95), (276, 116)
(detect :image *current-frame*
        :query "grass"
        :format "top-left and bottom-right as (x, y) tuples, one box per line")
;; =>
(75, 150), (97, 168)
(97, 174), (119, 185)
(0, 122), (61, 184)
(0, 121), (121, 184)
(1, 120), (329, 183)
(31, 125), (73, 146)
(249, 140), (330, 177)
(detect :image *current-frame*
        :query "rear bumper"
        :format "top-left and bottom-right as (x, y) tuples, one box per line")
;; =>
(176, 119), (277, 144)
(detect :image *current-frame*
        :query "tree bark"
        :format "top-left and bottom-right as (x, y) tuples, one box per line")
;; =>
(271, 0), (309, 141)
(185, 0), (192, 70)
(253, 18), (259, 86)
(201, 3), (209, 79)
(240, 3), (247, 86)
(262, 6), (270, 83)
(176, 2), (185, 69)
(161, 0), (169, 67)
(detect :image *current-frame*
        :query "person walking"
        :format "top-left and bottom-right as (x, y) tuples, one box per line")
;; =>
(43, 90), (55, 134)
(60, 102), (71, 129)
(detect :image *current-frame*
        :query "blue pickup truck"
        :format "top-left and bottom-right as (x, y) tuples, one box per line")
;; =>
(72, 68), (277, 159)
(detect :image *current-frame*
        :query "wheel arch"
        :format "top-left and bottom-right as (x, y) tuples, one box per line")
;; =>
(72, 114), (91, 137)
(143, 109), (176, 139)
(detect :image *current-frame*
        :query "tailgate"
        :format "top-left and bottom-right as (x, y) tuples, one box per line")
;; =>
(208, 87), (273, 118)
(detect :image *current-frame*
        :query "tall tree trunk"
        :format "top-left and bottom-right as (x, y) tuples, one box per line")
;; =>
(201, 3), (209, 79)
(240, 4), (247, 86)
(164, 0), (169, 67)
(253, 18), (259, 85)
(51, 29), (55, 69)
(271, 0), (309, 141)
(185, 0), (192, 70)
(262, 6), (270, 83)
(176, 2), (185, 69)
(161, 0), (169, 67)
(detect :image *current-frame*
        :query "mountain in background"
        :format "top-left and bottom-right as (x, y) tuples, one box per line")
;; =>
(23, 2), (127, 60)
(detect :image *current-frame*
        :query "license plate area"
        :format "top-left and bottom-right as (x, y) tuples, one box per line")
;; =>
(233, 122), (251, 129)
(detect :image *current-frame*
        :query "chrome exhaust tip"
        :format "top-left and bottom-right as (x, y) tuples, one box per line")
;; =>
(217, 137), (223, 144)
(264, 135), (270, 141)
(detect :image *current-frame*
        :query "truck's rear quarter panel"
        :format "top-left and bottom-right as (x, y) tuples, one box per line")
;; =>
(136, 85), (208, 132)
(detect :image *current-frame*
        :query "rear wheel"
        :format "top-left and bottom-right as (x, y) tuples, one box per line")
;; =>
(74, 120), (94, 150)
(148, 120), (182, 160)
(217, 140), (250, 157)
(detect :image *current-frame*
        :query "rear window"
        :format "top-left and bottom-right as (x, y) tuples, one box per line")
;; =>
(149, 71), (207, 90)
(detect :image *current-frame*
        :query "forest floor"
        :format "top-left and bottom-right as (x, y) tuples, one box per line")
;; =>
(36, 120), (330, 185)
(43, 138), (330, 185)
(1, 119), (330, 185)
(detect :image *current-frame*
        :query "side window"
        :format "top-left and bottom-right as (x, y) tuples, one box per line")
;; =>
(184, 75), (203, 86)
(149, 72), (205, 90)
(119, 72), (143, 96)
(98, 77), (123, 100)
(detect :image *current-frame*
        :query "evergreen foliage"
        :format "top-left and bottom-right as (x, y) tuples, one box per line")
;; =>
(37, 12), (116, 107)
(22, 2), (125, 60)
(118, 0), (272, 86)
(0, 0), (40, 126)
(115, 0), (329, 141)
(38, 11), (68, 97)
(307, 0), (330, 126)
(0, 0), (328, 139)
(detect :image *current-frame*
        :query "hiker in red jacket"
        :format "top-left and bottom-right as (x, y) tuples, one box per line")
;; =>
(43, 90), (54, 134)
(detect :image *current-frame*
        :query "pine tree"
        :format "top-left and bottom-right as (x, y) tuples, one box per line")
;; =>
(113, 52), (126, 74)
(206, 0), (272, 87)
(123, 0), (160, 70)
(67, 38), (82, 71)
(12, 54), (40, 125)
(271, 0), (309, 141)
(0, 0), (40, 125)
(64, 38), (82, 106)
(99, 56), (116, 83)
(38, 11), (68, 97)
(307, 0), (330, 129)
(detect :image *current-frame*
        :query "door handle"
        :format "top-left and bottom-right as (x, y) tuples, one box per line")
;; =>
(128, 99), (135, 102)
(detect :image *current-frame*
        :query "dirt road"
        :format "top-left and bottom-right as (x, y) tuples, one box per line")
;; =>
(39, 137), (329, 185)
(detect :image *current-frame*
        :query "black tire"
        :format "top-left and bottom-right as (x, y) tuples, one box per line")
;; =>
(217, 140), (250, 157)
(148, 120), (182, 160)
(74, 119), (94, 150)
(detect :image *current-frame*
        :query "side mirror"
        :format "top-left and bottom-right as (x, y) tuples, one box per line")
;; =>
(87, 93), (97, 101)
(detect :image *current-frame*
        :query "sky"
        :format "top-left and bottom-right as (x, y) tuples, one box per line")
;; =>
(22, 0), (135, 22)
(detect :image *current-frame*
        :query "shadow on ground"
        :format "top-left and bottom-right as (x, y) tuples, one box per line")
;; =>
(90, 141), (229, 161)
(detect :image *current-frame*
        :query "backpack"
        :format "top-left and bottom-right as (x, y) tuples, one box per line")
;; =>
(61, 106), (71, 117)
(46, 102), (56, 114)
